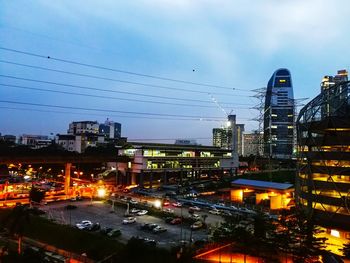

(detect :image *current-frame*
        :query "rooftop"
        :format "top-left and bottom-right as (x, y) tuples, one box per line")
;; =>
(231, 178), (294, 191)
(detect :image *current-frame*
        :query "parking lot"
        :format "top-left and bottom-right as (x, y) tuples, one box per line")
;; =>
(40, 200), (210, 248)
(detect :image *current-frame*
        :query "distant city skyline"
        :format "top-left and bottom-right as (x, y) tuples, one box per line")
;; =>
(1, 1), (350, 145)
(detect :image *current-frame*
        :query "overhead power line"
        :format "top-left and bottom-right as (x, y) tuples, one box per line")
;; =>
(0, 46), (252, 92)
(129, 138), (211, 141)
(0, 99), (227, 119)
(0, 74), (253, 106)
(0, 106), (225, 122)
(0, 60), (243, 97)
(0, 83), (252, 109)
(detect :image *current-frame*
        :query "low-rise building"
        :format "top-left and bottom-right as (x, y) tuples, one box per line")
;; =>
(19, 134), (52, 149)
(230, 179), (294, 210)
(117, 142), (237, 187)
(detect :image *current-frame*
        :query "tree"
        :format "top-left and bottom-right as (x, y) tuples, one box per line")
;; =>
(2, 205), (30, 254)
(29, 186), (45, 205)
(273, 208), (326, 263)
(340, 238), (350, 259)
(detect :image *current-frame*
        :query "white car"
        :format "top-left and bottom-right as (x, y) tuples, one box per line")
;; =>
(230, 205), (238, 210)
(190, 214), (201, 220)
(76, 220), (92, 230)
(122, 217), (136, 224)
(189, 206), (201, 211)
(137, 210), (148, 216)
(129, 199), (138, 205)
(172, 202), (182, 207)
(191, 221), (203, 230)
(163, 208), (174, 213)
(209, 209), (221, 215)
(152, 226), (167, 233)
(130, 208), (140, 213)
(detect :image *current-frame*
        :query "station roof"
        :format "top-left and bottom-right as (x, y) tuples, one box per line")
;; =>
(231, 179), (294, 192)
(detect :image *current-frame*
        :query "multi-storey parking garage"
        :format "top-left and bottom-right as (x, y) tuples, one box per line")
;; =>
(296, 75), (350, 253)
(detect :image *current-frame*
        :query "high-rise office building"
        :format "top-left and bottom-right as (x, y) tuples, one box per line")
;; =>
(263, 68), (294, 159)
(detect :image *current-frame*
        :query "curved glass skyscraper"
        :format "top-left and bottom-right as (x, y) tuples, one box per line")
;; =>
(263, 68), (294, 159)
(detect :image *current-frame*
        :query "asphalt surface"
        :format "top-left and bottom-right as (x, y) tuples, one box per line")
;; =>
(40, 200), (211, 248)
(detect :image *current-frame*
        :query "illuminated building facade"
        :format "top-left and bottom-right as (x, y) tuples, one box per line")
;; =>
(212, 123), (244, 156)
(230, 179), (294, 210)
(117, 142), (236, 187)
(243, 132), (263, 157)
(264, 68), (294, 159)
(296, 70), (350, 252)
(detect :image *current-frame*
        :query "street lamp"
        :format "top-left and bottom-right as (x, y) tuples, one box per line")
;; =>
(154, 199), (162, 209)
(97, 188), (106, 198)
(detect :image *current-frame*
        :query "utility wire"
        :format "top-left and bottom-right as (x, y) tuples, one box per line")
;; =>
(0, 100), (227, 119)
(0, 83), (252, 109)
(0, 75), (253, 106)
(0, 60), (244, 96)
(0, 46), (252, 92)
(0, 106), (226, 121)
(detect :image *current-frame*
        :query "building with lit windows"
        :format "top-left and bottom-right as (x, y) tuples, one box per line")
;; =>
(243, 132), (263, 157)
(212, 122), (244, 156)
(263, 68), (294, 159)
(296, 70), (350, 254)
(117, 142), (236, 187)
(99, 119), (121, 140)
(68, 121), (99, 135)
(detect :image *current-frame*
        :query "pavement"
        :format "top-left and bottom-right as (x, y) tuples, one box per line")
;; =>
(40, 200), (212, 248)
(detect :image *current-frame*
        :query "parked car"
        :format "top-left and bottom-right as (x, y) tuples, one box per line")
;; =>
(107, 229), (122, 238)
(131, 208), (140, 214)
(190, 214), (201, 220)
(230, 205), (238, 210)
(209, 209), (221, 215)
(76, 220), (92, 230)
(122, 217), (136, 224)
(129, 199), (138, 205)
(100, 227), (113, 235)
(152, 226), (167, 233)
(164, 217), (175, 224)
(172, 202), (182, 207)
(140, 223), (158, 231)
(189, 206), (201, 212)
(89, 222), (101, 231)
(137, 210), (148, 216)
(163, 208), (174, 213)
(170, 218), (182, 225)
(221, 210), (233, 216)
(191, 221), (203, 230)
(134, 237), (157, 246)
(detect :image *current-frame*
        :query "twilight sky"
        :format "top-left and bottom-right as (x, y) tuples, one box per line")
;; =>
(1, 0), (349, 145)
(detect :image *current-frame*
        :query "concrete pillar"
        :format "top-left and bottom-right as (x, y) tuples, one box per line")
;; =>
(149, 173), (153, 189)
(139, 172), (144, 187)
(162, 171), (167, 185)
(131, 173), (137, 185)
(64, 163), (72, 196)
